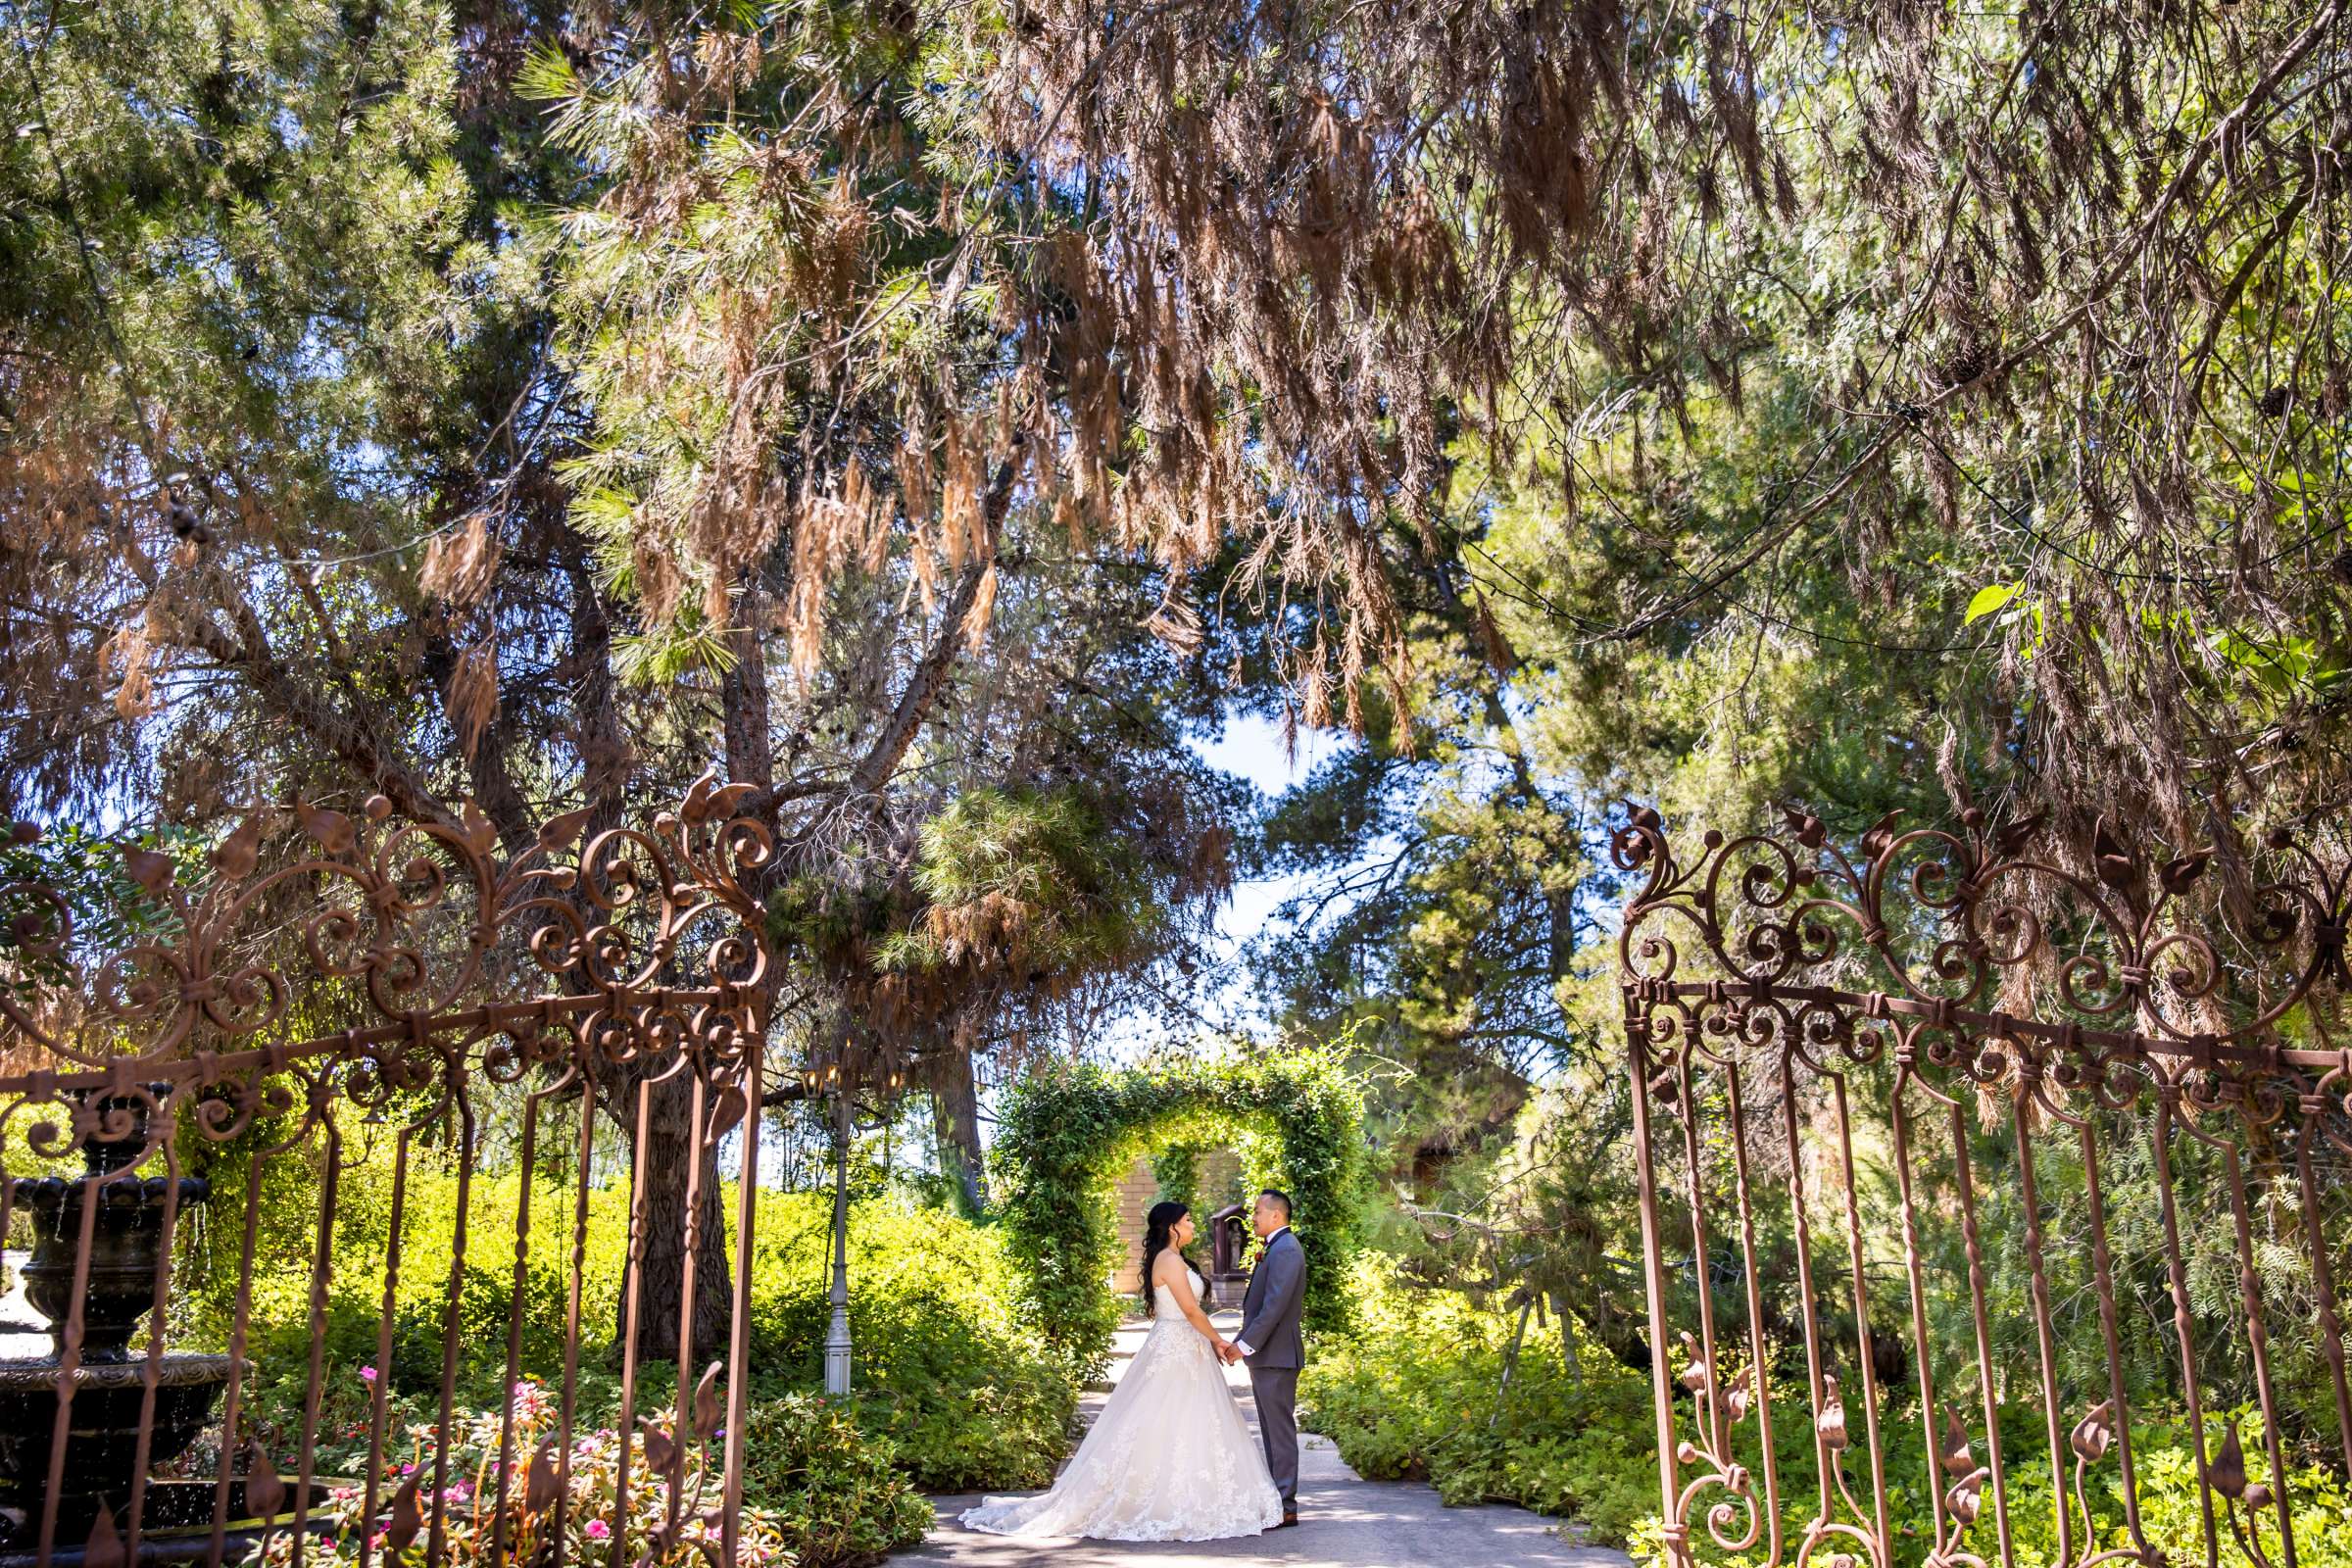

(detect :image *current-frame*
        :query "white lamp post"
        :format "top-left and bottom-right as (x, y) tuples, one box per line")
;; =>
(803, 1033), (911, 1398)
(822, 1066), (854, 1396)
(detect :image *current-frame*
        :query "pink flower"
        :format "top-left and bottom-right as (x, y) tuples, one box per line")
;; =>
(359, 1366), (378, 1384)
(585, 1520), (612, 1541)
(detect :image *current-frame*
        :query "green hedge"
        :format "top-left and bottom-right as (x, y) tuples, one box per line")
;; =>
(991, 1047), (1368, 1374)
(174, 1138), (1076, 1497)
(1300, 1253), (1662, 1544)
(741, 1196), (1077, 1492)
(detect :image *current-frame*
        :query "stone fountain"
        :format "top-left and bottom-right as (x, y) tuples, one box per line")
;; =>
(0, 1086), (233, 1550)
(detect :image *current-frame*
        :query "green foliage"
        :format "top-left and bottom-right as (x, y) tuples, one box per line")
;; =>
(731, 1394), (937, 1565)
(1312, 1255), (2352, 1567)
(178, 1130), (1073, 1497)
(270, 1378), (926, 1568)
(1301, 1254), (1662, 1545)
(740, 1196), (1077, 1493)
(992, 1046), (1369, 1373)
(874, 786), (1163, 985)
(518, 0), (1010, 645)
(1148, 1145), (1202, 1215)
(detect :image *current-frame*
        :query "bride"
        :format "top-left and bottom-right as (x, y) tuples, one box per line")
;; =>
(960, 1200), (1285, 1541)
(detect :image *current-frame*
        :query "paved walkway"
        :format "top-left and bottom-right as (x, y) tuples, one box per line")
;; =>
(904, 1311), (1632, 1568)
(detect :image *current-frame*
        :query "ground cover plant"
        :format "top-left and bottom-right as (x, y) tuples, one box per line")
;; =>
(1302, 1255), (2352, 1566)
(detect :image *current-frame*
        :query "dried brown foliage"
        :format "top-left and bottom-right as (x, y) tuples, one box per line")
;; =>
(983, 0), (2352, 841)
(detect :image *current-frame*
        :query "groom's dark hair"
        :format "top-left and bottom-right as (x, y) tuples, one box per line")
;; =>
(1258, 1188), (1292, 1221)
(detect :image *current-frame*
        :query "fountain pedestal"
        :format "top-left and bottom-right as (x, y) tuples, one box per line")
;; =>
(0, 1089), (233, 1554)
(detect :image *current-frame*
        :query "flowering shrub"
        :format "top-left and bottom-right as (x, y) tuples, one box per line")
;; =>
(248, 1378), (812, 1568)
(192, 1148), (1075, 1497)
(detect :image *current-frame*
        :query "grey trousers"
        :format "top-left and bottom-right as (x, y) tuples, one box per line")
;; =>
(1247, 1364), (1300, 1506)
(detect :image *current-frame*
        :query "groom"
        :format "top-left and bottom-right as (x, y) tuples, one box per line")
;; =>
(1224, 1189), (1305, 1529)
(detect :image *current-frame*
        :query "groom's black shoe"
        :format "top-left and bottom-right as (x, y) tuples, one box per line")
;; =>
(1275, 1509), (1299, 1529)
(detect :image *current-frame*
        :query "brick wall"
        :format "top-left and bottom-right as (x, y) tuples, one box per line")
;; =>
(1108, 1156), (1159, 1297)
(1108, 1147), (1248, 1297)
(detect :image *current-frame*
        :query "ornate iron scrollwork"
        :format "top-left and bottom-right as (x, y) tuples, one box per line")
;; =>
(1617, 800), (2351, 1568)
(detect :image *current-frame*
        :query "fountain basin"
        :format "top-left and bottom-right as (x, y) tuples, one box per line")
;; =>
(14, 1176), (212, 1362)
(0, 1355), (235, 1535)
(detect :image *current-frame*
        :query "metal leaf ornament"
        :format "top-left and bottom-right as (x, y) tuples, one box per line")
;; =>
(1860, 809), (1904, 858)
(243, 1441), (287, 1519)
(81, 1502), (125, 1568)
(2068, 1400), (2115, 1464)
(2159, 848), (2213, 895)
(538, 806), (595, 854)
(1817, 1375), (1850, 1451)
(526, 1435), (563, 1512)
(2092, 818), (2137, 890)
(1938, 1403), (1974, 1474)
(384, 1467), (425, 1552)
(295, 796), (357, 856)
(1992, 812), (2045, 856)
(1944, 1467), (1990, 1527)
(211, 809), (265, 879)
(1677, 1331), (1708, 1393)
(121, 844), (175, 898)
(1780, 803), (1827, 849)
(693, 1362), (725, 1441)
(640, 1417), (677, 1474)
(460, 799), (499, 858)
(2210, 1417), (2249, 1499)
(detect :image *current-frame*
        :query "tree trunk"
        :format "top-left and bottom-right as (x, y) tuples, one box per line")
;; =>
(721, 574), (776, 802)
(929, 1054), (986, 1217)
(558, 531), (735, 1367)
(557, 527), (631, 831)
(612, 1064), (734, 1367)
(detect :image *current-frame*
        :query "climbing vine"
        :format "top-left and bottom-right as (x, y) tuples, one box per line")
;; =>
(993, 1048), (1368, 1374)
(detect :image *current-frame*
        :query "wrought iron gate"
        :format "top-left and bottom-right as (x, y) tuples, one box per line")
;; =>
(0, 776), (776, 1568)
(1617, 803), (2352, 1568)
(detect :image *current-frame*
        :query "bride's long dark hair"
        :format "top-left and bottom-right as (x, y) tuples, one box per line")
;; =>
(1140, 1200), (1193, 1312)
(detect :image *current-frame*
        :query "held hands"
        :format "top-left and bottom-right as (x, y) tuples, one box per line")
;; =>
(1215, 1341), (1244, 1365)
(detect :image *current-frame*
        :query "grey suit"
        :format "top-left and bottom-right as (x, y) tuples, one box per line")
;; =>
(1236, 1227), (1306, 1507)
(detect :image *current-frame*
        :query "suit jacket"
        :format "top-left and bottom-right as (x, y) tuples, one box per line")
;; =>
(1238, 1227), (1307, 1370)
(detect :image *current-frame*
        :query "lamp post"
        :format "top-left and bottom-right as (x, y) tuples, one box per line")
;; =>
(823, 1063), (854, 1396)
(795, 1032), (912, 1398)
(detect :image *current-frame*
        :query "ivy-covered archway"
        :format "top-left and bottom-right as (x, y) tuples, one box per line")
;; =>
(993, 1049), (1367, 1374)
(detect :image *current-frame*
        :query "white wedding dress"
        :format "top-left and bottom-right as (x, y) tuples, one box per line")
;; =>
(960, 1265), (1285, 1541)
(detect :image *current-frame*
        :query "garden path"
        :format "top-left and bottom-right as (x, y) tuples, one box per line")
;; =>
(905, 1310), (1634, 1568)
